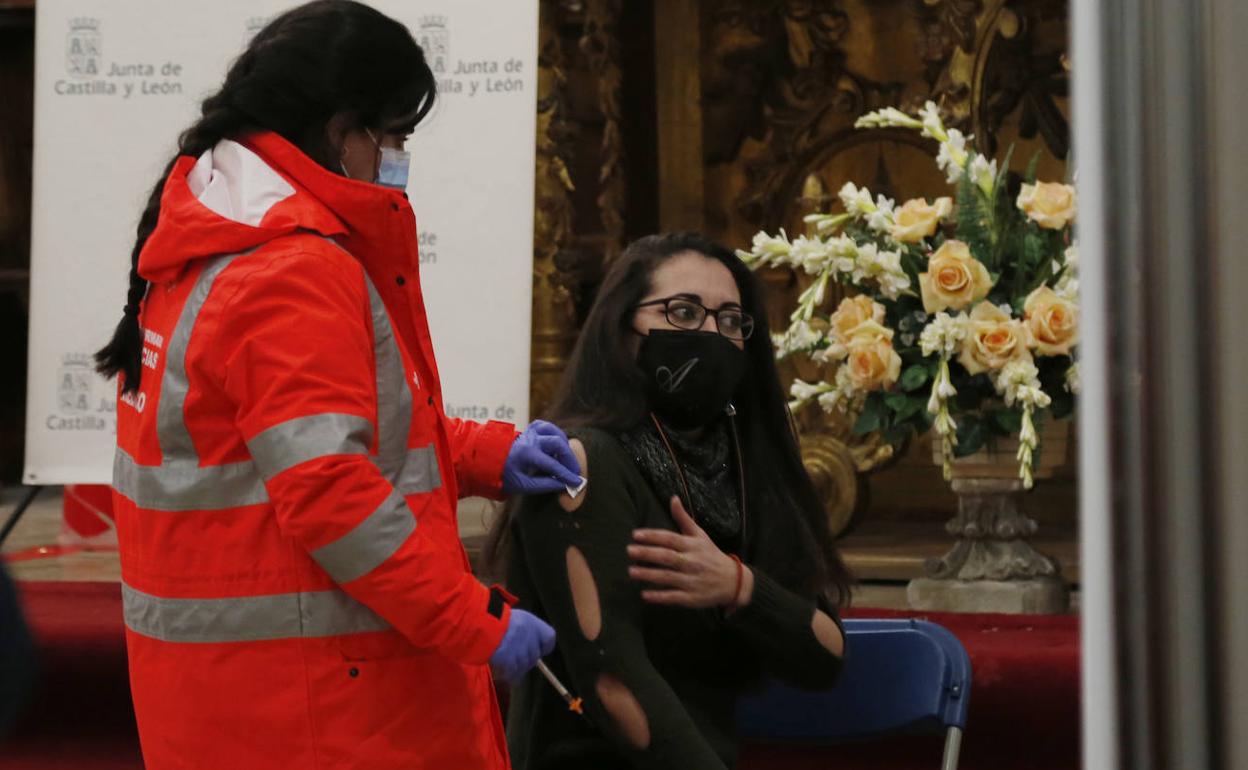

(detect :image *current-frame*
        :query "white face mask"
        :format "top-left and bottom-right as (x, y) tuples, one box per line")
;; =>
(367, 128), (411, 191)
(340, 129), (411, 191)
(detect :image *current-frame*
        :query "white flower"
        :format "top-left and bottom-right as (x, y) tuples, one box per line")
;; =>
(935, 129), (970, 184)
(1066, 362), (1081, 395)
(866, 196), (898, 234)
(789, 379), (832, 409)
(852, 243), (884, 284)
(793, 368), (858, 415)
(1019, 415), (1038, 445)
(836, 365), (855, 387)
(845, 244), (911, 299)
(879, 273), (912, 301)
(871, 249), (912, 300)
(919, 312), (969, 358)
(789, 235), (832, 275)
(839, 182), (877, 217)
(1054, 244), (1080, 301)
(817, 389), (849, 414)
(969, 154), (998, 197)
(993, 359), (1045, 407)
(771, 332), (787, 358)
(995, 358), (1040, 390)
(855, 107), (923, 131)
(927, 360), (958, 414)
(1064, 244), (1080, 271)
(826, 234), (860, 275)
(918, 101), (949, 142)
(742, 229), (793, 268)
(812, 343), (844, 364)
(804, 212), (853, 234)
(1054, 274), (1080, 302)
(926, 384), (943, 416)
(1022, 385), (1052, 409)
(775, 320), (822, 357)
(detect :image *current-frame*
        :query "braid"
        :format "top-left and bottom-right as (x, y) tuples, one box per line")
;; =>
(94, 97), (251, 393)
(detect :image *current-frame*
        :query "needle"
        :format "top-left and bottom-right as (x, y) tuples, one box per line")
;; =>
(535, 659), (583, 715)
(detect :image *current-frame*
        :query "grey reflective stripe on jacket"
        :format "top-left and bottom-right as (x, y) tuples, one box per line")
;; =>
(115, 254), (444, 643)
(246, 412), (373, 481)
(122, 582), (390, 643)
(311, 488), (417, 584)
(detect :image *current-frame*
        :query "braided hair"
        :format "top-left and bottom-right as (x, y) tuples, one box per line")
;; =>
(95, 0), (436, 393)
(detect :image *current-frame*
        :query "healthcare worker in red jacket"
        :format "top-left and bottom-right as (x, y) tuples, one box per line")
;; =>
(92, 3), (581, 768)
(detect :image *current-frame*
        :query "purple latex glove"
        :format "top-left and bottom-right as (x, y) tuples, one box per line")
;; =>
(490, 608), (556, 682)
(502, 420), (582, 495)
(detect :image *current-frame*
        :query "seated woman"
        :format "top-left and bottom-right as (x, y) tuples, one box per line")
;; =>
(490, 232), (850, 770)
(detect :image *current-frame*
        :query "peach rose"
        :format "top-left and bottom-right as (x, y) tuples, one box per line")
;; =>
(959, 302), (1031, 375)
(919, 240), (994, 313)
(1017, 182), (1076, 229)
(1024, 286), (1079, 356)
(829, 295), (886, 340)
(891, 197), (953, 243)
(843, 321), (902, 391)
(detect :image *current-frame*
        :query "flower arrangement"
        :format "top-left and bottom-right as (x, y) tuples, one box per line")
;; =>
(738, 102), (1079, 488)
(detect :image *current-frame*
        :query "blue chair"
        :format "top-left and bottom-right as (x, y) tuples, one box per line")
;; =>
(737, 618), (972, 770)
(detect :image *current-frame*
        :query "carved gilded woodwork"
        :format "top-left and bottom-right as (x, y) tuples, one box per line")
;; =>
(933, 0), (1069, 176)
(530, 2), (579, 419)
(579, 0), (627, 264)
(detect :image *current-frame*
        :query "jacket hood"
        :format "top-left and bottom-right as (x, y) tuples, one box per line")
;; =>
(138, 131), (408, 283)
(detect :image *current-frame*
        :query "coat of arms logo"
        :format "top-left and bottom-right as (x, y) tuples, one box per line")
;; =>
(416, 15), (449, 75)
(57, 354), (95, 413)
(66, 17), (101, 79)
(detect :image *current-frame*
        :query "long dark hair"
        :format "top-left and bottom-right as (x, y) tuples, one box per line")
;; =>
(95, 0), (436, 392)
(488, 232), (853, 607)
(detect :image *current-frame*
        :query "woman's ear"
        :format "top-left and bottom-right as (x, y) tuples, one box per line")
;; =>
(324, 108), (366, 165)
(324, 112), (353, 160)
(330, 112), (379, 181)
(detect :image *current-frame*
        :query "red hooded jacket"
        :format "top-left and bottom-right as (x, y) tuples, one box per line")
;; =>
(113, 131), (518, 769)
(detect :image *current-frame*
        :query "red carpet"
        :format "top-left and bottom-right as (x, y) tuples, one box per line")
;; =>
(1, 583), (1079, 769)
(1, 583), (141, 770)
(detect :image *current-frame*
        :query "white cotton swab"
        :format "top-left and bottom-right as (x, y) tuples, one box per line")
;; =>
(564, 476), (587, 499)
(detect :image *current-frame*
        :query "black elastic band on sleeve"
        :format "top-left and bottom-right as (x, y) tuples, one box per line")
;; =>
(487, 587), (507, 619)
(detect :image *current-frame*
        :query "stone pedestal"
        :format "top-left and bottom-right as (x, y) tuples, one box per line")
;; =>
(908, 576), (1069, 614)
(906, 477), (1070, 614)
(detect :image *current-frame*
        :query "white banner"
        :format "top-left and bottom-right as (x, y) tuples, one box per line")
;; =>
(25, 1), (538, 485)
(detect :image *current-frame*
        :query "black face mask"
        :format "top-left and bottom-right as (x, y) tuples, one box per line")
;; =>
(636, 329), (746, 429)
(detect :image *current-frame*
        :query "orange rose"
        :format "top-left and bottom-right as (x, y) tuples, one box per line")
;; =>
(829, 295), (886, 339)
(891, 197), (953, 243)
(919, 240), (994, 313)
(1024, 286), (1079, 356)
(959, 302), (1031, 375)
(843, 321), (902, 391)
(1017, 182), (1076, 229)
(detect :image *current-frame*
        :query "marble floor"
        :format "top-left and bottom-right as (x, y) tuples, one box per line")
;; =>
(1, 486), (121, 582)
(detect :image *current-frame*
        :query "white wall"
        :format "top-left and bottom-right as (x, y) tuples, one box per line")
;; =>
(24, 1), (538, 485)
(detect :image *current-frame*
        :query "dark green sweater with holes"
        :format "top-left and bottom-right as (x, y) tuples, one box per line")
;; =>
(504, 428), (844, 770)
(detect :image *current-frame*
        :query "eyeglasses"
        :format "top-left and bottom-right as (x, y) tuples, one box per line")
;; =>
(635, 296), (755, 341)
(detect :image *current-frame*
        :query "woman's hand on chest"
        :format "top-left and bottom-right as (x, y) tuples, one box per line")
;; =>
(627, 496), (754, 610)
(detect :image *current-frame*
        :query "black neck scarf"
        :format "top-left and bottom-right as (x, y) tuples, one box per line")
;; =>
(617, 417), (743, 550)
